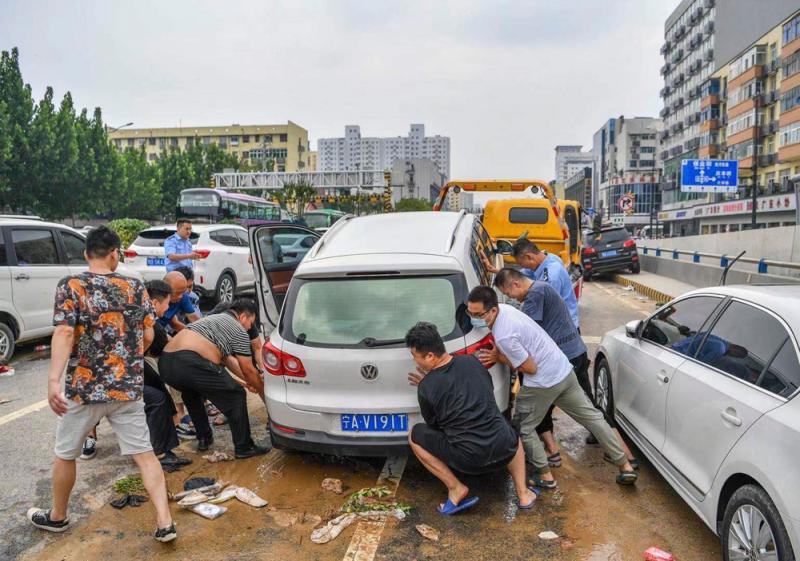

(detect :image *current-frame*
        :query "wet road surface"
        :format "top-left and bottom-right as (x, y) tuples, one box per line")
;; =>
(3, 279), (722, 561)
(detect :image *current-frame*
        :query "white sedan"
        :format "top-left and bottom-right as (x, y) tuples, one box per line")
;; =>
(594, 284), (799, 561)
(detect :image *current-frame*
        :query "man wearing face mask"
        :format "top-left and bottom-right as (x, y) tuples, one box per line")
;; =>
(405, 322), (538, 514)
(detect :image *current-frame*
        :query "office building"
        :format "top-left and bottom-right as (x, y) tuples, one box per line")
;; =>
(565, 166), (592, 211)
(659, 9), (800, 236)
(659, 0), (797, 208)
(317, 124), (450, 178)
(592, 116), (663, 230)
(389, 158), (447, 205)
(554, 145), (593, 187)
(107, 121), (312, 172)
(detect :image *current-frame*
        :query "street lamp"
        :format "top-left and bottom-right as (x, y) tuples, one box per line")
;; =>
(105, 122), (134, 133)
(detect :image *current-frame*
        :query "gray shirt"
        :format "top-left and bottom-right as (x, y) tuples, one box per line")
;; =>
(522, 282), (586, 360)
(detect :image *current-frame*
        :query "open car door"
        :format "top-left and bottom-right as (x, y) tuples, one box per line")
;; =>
(249, 224), (321, 331)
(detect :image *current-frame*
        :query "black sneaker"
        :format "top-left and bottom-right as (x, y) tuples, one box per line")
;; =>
(27, 508), (70, 533)
(80, 437), (97, 460)
(154, 522), (177, 543)
(235, 443), (270, 459)
(159, 451), (193, 468)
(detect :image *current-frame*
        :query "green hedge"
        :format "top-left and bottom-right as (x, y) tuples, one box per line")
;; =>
(107, 218), (150, 249)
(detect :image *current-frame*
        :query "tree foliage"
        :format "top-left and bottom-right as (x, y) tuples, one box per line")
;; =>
(274, 181), (317, 218)
(0, 48), (241, 222)
(394, 198), (433, 212)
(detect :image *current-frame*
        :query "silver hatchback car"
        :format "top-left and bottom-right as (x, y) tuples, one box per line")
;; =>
(595, 285), (800, 561)
(249, 211), (508, 456)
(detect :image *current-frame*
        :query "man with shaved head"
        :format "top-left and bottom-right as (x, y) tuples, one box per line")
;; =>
(159, 271), (201, 332)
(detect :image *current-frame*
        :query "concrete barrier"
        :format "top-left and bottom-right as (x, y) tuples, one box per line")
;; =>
(640, 254), (800, 288)
(644, 225), (800, 278)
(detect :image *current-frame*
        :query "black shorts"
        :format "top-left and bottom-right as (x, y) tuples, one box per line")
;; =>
(411, 423), (517, 475)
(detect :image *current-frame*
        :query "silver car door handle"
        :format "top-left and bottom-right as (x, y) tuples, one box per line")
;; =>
(14, 273), (30, 281)
(656, 372), (669, 383)
(721, 411), (742, 426)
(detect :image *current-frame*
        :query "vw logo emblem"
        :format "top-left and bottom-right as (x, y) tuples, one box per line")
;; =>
(360, 364), (379, 381)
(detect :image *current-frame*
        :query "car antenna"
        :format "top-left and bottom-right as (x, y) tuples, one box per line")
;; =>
(719, 250), (746, 286)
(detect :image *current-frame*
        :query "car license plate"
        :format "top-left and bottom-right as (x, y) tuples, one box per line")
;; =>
(147, 257), (166, 266)
(340, 413), (408, 433)
(601, 250), (618, 257)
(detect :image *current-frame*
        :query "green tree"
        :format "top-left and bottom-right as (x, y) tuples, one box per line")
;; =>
(118, 147), (161, 219)
(48, 92), (81, 223)
(274, 181), (316, 218)
(395, 198), (432, 212)
(0, 48), (35, 211)
(26, 87), (58, 216)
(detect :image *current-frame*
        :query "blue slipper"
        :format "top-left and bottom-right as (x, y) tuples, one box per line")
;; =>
(437, 495), (479, 515)
(518, 487), (541, 510)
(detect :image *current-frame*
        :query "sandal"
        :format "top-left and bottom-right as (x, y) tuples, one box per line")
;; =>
(517, 487), (541, 510)
(206, 404), (220, 417)
(603, 453), (640, 470)
(528, 476), (557, 490)
(437, 495), (479, 515)
(547, 452), (562, 468)
(212, 414), (228, 426)
(616, 471), (638, 486)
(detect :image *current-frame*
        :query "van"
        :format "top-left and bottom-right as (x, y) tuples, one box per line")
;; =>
(248, 211), (510, 456)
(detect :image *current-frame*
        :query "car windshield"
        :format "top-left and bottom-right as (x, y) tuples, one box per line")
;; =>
(589, 228), (629, 245)
(180, 192), (220, 207)
(303, 213), (329, 229)
(133, 230), (200, 247)
(286, 276), (458, 347)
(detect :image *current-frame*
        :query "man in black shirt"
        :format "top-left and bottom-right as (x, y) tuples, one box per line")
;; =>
(405, 322), (538, 514)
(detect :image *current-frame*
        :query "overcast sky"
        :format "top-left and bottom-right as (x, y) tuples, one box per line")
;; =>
(1, 0), (674, 180)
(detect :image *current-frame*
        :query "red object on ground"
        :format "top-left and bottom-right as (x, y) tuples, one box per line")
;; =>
(645, 547), (675, 561)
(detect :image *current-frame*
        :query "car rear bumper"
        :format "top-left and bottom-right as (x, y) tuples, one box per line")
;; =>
(584, 253), (638, 275)
(269, 422), (410, 457)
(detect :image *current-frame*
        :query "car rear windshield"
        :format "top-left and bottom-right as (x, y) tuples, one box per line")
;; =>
(133, 230), (199, 247)
(508, 207), (549, 224)
(588, 228), (629, 245)
(282, 274), (464, 348)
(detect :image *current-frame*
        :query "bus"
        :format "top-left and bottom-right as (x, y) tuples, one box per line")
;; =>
(177, 188), (282, 225)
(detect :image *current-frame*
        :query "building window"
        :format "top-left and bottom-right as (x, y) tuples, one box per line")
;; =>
(186, 137), (194, 147)
(726, 109), (763, 136)
(279, 134), (288, 142)
(263, 135), (272, 143)
(170, 137), (178, 147)
(114, 139), (122, 148)
(230, 136), (239, 146)
(242, 135), (249, 143)
(202, 136), (211, 145)
(149, 153), (157, 161)
(127, 138), (134, 147)
(783, 14), (800, 45)
(158, 138), (166, 149)
(219, 137), (228, 148)
(253, 135), (260, 143)
(779, 122), (800, 147)
(728, 79), (762, 107)
(780, 85), (800, 113)
(783, 51), (800, 80)
(729, 45), (766, 80)
(242, 151), (249, 159)
(640, 146), (656, 153)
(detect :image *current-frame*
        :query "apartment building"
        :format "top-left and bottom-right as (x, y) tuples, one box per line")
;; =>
(564, 166), (592, 211)
(317, 124), (451, 178)
(107, 121), (312, 172)
(554, 145), (593, 187)
(659, 0), (797, 211)
(658, 9), (800, 235)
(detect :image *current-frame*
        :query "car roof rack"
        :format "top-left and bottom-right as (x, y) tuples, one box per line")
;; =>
(446, 210), (468, 253)
(307, 214), (355, 259)
(0, 214), (43, 221)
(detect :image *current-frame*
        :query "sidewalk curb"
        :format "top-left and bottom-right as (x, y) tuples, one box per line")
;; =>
(612, 274), (674, 304)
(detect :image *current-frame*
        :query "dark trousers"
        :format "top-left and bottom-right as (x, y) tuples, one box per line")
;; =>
(535, 352), (593, 435)
(159, 350), (255, 453)
(143, 385), (179, 455)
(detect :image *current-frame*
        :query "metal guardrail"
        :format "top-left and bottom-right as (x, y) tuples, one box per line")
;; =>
(639, 246), (800, 274)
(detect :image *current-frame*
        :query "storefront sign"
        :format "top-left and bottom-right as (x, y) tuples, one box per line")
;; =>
(658, 194), (797, 221)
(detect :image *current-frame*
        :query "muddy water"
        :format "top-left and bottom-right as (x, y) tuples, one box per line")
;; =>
(23, 450), (384, 561)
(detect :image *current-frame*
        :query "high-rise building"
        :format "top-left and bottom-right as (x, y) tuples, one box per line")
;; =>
(565, 167), (592, 211)
(657, 8), (800, 236)
(317, 124), (450, 178)
(659, 0), (797, 209)
(554, 145), (593, 186)
(592, 116), (663, 230)
(107, 121), (312, 172)
(389, 158), (447, 204)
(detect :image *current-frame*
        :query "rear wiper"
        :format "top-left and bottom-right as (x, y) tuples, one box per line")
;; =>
(360, 337), (405, 347)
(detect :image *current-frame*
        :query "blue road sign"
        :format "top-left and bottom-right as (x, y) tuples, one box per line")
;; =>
(681, 159), (738, 193)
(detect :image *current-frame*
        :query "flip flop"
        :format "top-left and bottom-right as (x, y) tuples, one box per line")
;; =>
(603, 453), (640, 470)
(547, 452), (562, 468)
(518, 487), (541, 510)
(437, 495), (479, 515)
(616, 471), (638, 486)
(528, 477), (557, 490)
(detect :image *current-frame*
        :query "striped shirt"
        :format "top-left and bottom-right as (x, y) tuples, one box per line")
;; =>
(187, 312), (252, 358)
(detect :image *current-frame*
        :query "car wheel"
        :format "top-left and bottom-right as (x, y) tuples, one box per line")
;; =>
(722, 484), (794, 561)
(631, 263), (641, 274)
(215, 273), (236, 304)
(593, 357), (614, 419)
(0, 322), (15, 363)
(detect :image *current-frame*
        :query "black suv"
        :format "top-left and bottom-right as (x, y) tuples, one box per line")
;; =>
(581, 226), (639, 280)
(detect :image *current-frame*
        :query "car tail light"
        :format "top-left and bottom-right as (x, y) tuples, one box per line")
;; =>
(123, 249), (137, 258)
(263, 338), (306, 377)
(271, 421), (298, 434)
(623, 239), (636, 249)
(582, 247), (597, 256)
(584, 263), (592, 269)
(632, 255), (639, 261)
(454, 333), (497, 368)
(196, 249), (211, 258)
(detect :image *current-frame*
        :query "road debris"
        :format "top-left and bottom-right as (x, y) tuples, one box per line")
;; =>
(310, 510), (407, 544)
(622, 285), (635, 291)
(112, 475), (146, 496)
(110, 494), (148, 509)
(235, 487), (268, 508)
(186, 502), (227, 520)
(208, 485), (239, 504)
(266, 508), (299, 528)
(538, 530), (560, 540)
(202, 451), (233, 463)
(172, 482), (224, 501)
(177, 490), (210, 507)
(0, 365), (15, 377)
(321, 478), (343, 494)
(341, 486), (412, 514)
(415, 524), (439, 541)
(645, 547), (675, 561)
(184, 477), (216, 490)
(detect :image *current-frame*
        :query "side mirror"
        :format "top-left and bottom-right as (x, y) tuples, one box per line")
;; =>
(455, 303), (473, 334)
(625, 320), (642, 339)
(495, 240), (513, 255)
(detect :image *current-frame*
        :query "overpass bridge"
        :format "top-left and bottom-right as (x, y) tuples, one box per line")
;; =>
(212, 170), (388, 192)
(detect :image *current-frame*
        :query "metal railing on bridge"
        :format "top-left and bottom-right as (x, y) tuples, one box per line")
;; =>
(639, 245), (800, 274)
(213, 170), (387, 191)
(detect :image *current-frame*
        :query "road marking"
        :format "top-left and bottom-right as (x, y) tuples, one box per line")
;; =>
(0, 398), (49, 427)
(342, 455), (407, 561)
(582, 336), (602, 344)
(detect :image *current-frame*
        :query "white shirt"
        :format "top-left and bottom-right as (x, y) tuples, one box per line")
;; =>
(492, 304), (572, 389)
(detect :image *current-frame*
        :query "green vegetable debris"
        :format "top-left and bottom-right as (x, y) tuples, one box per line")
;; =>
(113, 475), (147, 496)
(341, 486), (411, 514)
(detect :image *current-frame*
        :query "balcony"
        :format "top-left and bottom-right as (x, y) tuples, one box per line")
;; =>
(670, 146), (684, 156)
(758, 154), (776, 167)
(684, 138), (700, 150)
(675, 25), (687, 40)
(705, 49), (714, 62)
(705, 0), (714, 9)
(660, 63), (671, 76)
(759, 90), (778, 105)
(660, 106), (671, 118)
(767, 58), (780, 75)
(660, 86), (671, 98)
(704, 21), (714, 35)
(759, 121), (779, 136)
(699, 144), (719, 157)
(660, 42), (671, 55)
(701, 93), (720, 108)
(671, 49), (684, 64)
(700, 118), (719, 132)
(660, 150), (670, 160)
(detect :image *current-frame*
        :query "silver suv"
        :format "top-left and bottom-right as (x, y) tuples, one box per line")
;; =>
(0, 217), (141, 361)
(249, 211), (507, 456)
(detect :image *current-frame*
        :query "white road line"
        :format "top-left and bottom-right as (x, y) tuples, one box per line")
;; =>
(342, 455), (407, 561)
(0, 399), (49, 427)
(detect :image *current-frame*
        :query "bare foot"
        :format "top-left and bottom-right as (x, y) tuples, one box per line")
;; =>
(539, 472), (555, 482)
(518, 488), (538, 508)
(441, 483), (469, 509)
(620, 462), (634, 473)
